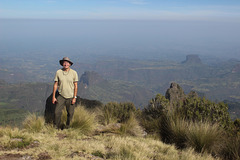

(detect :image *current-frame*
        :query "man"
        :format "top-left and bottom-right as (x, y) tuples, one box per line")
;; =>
(52, 57), (78, 129)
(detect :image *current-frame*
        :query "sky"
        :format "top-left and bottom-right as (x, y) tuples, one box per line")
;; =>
(0, 0), (240, 21)
(0, 0), (240, 61)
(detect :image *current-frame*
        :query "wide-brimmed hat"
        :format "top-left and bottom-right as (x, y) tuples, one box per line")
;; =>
(59, 57), (73, 66)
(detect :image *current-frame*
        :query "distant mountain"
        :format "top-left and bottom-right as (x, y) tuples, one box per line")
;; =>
(181, 54), (202, 64)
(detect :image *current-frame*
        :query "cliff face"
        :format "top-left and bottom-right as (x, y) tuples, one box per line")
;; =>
(182, 55), (202, 65)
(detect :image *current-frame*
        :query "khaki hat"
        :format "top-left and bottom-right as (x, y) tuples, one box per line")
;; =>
(59, 57), (73, 66)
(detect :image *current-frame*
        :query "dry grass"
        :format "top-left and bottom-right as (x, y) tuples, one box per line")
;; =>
(70, 106), (96, 135)
(0, 124), (218, 160)
(119, 114), (144, 137)
(0, 105), (219, 160)
(22, 113), (45, 133)
(0, 127), (33, 149)
(186, 121), (225, 154)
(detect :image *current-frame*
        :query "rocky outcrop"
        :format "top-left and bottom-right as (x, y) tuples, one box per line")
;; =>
(182, 55), (202, 65)
(165, 82), (199, 106)
(165, 82), (185, 106)
(44, 92), (103, 123)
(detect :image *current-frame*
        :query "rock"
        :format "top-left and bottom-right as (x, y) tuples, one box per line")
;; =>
(165, 82), (185, 106)
(44, 92), (103, 124)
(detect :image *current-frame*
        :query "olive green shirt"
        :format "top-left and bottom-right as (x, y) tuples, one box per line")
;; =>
(54, 68), (78, 98)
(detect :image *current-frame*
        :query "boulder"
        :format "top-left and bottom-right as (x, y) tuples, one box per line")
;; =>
(44, 92), (103, 123)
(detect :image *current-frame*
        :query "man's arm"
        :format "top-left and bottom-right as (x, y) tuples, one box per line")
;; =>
(52, 81), (58, 104)
(72, 82), (78, 104)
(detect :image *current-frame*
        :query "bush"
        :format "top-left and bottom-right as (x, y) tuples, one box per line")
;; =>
(100, 102), (137, 125)
(177, 97), (232, 130)
(141, 94), (169, 133)
(70, 106), (96, 135)
(22, 113), (45, 133)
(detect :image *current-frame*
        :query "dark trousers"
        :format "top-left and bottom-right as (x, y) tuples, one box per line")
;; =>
(54, 95), (75, 129)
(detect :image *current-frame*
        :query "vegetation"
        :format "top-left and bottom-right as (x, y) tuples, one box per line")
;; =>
(1, 80), (240, 159)
(0, 105), (217, 160)
(141, 93), (240, 159)
(22, 113), (45, 133)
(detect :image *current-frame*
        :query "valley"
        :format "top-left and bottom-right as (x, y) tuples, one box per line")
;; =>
(0, 54), (240, 126)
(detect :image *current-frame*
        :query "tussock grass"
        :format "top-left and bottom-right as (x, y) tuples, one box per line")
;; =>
(186, 121), (225, 154)
(158, 114), (226, 157)
(222, 134), (240, 160)
(119, 114), (144, 137)
(70, 106), (96, 135)
(170, 117), (189, 149)
(22, 113), (45, 133)
(0, 127), (33, 149)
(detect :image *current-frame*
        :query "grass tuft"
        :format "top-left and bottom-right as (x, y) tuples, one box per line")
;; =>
(70, 106), (96, 135)
(22, 113), (45, 133)
(0, 127), (33, 149)
(119, 114), (144, 137)
(170, 117), (189, 149)
(186, 121), (225, 154)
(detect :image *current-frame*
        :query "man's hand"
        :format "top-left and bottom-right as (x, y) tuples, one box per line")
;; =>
(72, 98), (76, 104)
(52, 97), (57, 104)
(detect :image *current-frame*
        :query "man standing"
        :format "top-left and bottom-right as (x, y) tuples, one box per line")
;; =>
(52, 57), (78, 129)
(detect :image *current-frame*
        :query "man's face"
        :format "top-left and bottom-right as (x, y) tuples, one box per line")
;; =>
(63, 61), (71, 69)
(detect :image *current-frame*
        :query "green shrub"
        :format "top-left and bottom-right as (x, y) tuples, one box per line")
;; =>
(101, 102), (137, 125)
(141, 94), (169, 133)
(177, 97), (232, 130)
(22, 113), (45, 133)
(70, 106), (96, 135)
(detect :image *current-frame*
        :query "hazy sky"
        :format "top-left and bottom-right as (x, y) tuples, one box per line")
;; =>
(1, 0), (240, 21)
(0, 0), (240, 61)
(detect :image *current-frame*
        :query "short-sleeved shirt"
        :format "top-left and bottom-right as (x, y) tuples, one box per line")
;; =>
(54, 68), (78, 98)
